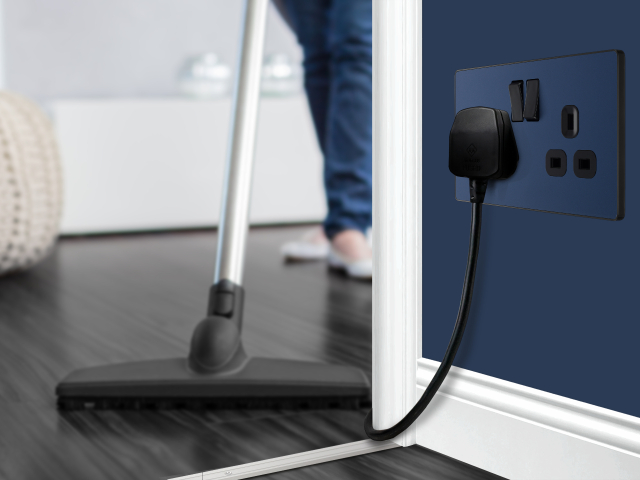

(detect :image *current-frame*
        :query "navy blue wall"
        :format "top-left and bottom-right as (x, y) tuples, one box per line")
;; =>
(422, 0), (640, 417)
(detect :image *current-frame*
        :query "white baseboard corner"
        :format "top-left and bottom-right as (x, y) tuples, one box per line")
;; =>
(416, 358), (640, 479)
(167, 439), (398, 480)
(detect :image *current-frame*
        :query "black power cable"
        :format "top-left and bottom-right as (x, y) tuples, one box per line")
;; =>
(364, 178), (486, 441)
(364, 105), (518, 441)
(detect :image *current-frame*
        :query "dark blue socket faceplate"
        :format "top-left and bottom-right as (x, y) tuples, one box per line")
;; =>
(454, 50), (625, 220)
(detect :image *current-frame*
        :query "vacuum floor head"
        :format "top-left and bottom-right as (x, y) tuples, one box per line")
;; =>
(56, 355), (371, 411)
(56, 276), (371, 411)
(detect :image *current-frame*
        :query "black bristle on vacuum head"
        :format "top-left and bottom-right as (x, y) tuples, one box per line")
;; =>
(56, 355), (371, 412)
(58, 396), (371, 411)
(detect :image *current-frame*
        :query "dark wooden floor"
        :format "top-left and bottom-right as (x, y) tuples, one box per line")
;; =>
(258, 445), (505, 480)
(0, 226), (372, 480)
(0, 226), (500, 480)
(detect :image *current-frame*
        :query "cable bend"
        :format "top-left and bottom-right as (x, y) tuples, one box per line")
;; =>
(364, 200), (483, 441)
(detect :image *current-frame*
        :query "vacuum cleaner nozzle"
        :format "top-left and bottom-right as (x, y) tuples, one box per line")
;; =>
(56, 280), (371, 411)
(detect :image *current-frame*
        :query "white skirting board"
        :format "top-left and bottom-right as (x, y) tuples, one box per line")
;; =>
(167, 440), (398, 480)
(416, 358), (640, 479)
(51, 96), (327, 234)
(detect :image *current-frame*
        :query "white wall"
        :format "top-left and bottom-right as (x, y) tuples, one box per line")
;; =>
(3, 0), (300, 101)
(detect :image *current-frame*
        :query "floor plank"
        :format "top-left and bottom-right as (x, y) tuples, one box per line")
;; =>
(256, 445), (506, 480)
(0, 226), (371, 479)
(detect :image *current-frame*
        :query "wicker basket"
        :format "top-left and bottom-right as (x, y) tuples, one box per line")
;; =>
(0, 91), (63, 275)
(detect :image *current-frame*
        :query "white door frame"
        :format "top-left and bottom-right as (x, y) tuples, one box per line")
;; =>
(371, 0), (421, 449)
(171, 1), (422, 478)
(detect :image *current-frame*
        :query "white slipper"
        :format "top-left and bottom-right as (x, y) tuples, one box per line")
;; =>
(327, 247), (372, 280)
(281, 226), (373, 270)
(281, 227), (330, 261)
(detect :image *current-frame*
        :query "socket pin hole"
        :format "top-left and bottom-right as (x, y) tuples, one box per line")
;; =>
(546, 149), (567, 177)
(573, 150), (596, 179)
(561, 105), (579, 139)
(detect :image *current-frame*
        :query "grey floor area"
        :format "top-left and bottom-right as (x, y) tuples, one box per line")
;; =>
(0, 226), (502, 479)
(258, 445), (506, 480)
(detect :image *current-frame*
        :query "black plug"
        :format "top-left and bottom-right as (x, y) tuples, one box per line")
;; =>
(449, 107), (519, 203)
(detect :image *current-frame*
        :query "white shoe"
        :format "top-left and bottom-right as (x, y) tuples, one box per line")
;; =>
(281, 227), (329, 261)
(327, 247), (372, 280)
(327, 229), (373, 280)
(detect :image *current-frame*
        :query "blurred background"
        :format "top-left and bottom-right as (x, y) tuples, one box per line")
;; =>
(0, 4), (374, 477)
(2, 0), (326, 234)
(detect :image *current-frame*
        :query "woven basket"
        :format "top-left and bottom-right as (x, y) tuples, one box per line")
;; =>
(0, 91), (63, 275)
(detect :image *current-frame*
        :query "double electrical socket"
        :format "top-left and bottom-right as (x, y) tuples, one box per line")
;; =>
(454, 50), (625, 220)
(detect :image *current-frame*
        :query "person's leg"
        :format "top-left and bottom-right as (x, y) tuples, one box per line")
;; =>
(280, 0), (331, 154)
(323, 0), (372, 240)
(278, 1), (373, 277)
(277, 1), (332, 262)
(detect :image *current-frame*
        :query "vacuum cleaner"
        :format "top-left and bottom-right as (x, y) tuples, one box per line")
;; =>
(56, 0), (370, 411)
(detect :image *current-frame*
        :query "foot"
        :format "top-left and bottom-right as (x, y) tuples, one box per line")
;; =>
(328, 229), (372, 280)
(281, 226), (329, 261)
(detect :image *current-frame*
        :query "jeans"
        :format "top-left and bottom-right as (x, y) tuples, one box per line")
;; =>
(280, 0), (372, 239)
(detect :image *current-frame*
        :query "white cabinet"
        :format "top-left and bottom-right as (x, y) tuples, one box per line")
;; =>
(52, 96), (326, 234)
